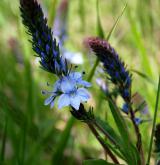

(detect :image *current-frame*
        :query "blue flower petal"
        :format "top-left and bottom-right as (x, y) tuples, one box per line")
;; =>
(53, 79), (61, 92)
(134, 117), (142, 125)
(78, 80), (91, 87)
(58, 94), (70, 109)
(44, 95), (54, 105)
(60, 57), (67, 73)
(54, 60), (60, 73)
(69, 72), (82, 80)
(70, 96), (80, 110)
(60, 77), (75, 93)
(77, 88), (90, 102)
(50, 100), (55, 108)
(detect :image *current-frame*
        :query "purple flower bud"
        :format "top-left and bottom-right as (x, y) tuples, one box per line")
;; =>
(86, 37), (131, 101)
(134, 117), (142, 125)
(122, 103), (129, 114)
(46, 44), (50, 54)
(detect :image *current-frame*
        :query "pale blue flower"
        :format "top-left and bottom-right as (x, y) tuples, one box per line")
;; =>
(43, 72), (91, 110)
(58, 76), (90, 110)
(43, 80), (61, 108)
(68, 72), (91, 87)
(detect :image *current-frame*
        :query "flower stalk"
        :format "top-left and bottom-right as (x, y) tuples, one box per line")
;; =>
(87, 123), (120, 164)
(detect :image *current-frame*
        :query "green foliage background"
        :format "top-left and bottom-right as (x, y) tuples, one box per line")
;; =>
(0, 0), (160, 164)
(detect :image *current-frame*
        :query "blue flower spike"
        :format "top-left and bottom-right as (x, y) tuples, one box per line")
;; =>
(20, 0), (68, 76)
(87, 37), (131, 102)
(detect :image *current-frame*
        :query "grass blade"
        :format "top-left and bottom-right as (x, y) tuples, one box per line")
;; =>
(52, 116), (75, 164)
(48, 0), (58, 27)
(106, 3), (127, 40)
(78, 0), (85, 31)
(127, 7), (153, 77)
(0, 116), (8, 164)
(108, 98), (140, 165)
(96, 0), (104, 38)
(131, 69), (155, 85)
(146, 75), (160, 165)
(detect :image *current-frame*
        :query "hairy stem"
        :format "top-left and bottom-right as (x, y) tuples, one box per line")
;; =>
(129, 107), (145, 165)
(87, 123), (119, 164)
(93, 120), (117, 146)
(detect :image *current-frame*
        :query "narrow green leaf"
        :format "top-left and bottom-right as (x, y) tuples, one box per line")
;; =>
(96, 0), (104, 38)
(95, 117), (122, 146)
(131, 69), (155, 85)
(20, 121), (27, 165)
(48, 0), (58, 27)
(127, 7), (153, 77)
(52, 116), (75, 164)
(95, 117), (129, 162)
(106, 3), (127, 40)
(0, 116), (8, 164)
(102, 141), (126, 161)
(108, 99), (130, 144)
(107, 98), (140, 165)
(147, 75), (160, 165)
(78, 0), (85, 31)
(18, 18), (36, 121)
(87, 58), (99, 82)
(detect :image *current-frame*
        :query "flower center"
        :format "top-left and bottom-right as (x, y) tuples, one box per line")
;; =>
(69, 90), (77, 97)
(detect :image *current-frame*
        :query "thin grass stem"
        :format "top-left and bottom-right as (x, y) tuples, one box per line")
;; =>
(0, 117), (8, 163)
(146, 75), (160, 165)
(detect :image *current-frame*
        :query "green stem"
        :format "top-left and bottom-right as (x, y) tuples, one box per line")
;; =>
(129, 106), (145, 165)
(48, 0), (58, 27)
(87, 58), (99, 82)
(93, 120), (117, 146)
(87, 123), (119, 164)
(0, 117), (8, 163)
(52, 116), (75, 164)
(20, 122), (27, 165)
(146, 75), (160, 165)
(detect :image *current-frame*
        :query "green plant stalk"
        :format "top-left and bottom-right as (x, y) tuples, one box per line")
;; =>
(87, 0), (104, 82)
(146, 75), (160, 165)
(129, 106), (145, 165)
(96, 0), (104, 39)
(93, 120), (117, 146)
(18, 19), (36, 121)
(106, 3), (127, 41)
(20, 121), (27, 165)
(126, 6), (153, 77)
(48, 0), (58, 27)
(87, 123), (119, 164)
(87, 58), (100, 82)
(52, 116), (75, 164)
(0, 117), (8, 163)
(78, 0), (85, 32)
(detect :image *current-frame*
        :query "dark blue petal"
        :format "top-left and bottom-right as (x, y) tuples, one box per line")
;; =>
(122, 103), (129, 114)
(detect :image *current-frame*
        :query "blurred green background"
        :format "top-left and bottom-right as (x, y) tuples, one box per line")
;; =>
(0, 0), (160, 164)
